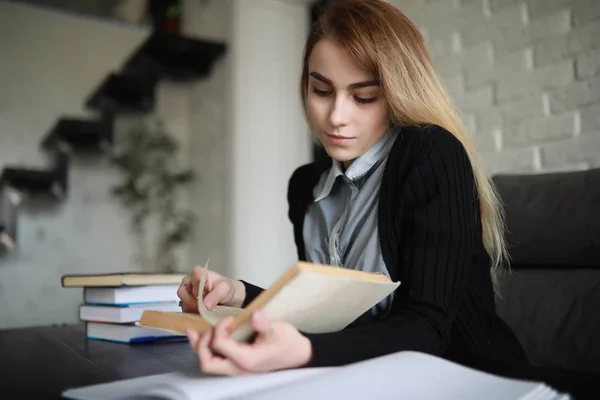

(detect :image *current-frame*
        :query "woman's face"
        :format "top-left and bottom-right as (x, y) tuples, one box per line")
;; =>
(306, 39), (390, 168)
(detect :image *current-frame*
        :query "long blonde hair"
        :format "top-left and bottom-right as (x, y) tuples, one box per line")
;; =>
(300, 0), (509, 284)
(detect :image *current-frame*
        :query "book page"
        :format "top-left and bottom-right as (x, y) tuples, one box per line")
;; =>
(232, 352), (566, 400)
(62, 367), (331, 400)
(160, 368), (331, 400)
(230, 272), (399, 342)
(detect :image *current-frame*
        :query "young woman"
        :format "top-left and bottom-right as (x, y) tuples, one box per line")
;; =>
(177, 0), (529, 376)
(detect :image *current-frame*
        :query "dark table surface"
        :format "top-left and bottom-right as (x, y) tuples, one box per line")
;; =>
(3, 324), (600, 400)
(0, 323), (197, 399)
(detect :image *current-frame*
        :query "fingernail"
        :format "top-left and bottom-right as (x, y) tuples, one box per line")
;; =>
(204, 299), (215, 310)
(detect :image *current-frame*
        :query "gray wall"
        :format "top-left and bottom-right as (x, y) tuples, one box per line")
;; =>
(0, 0), (230, 328)
(0, 2), (151, 328)
(391, 0), (600, 175)
(183, 0), (232, 284)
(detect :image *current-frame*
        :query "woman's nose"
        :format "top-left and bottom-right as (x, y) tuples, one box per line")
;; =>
(329, 96), (350, 127)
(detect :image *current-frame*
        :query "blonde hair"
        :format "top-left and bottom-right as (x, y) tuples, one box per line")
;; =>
(300, 0), (509, 285)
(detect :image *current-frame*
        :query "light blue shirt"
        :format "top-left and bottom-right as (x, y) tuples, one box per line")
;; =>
(302, 126), (399, 317)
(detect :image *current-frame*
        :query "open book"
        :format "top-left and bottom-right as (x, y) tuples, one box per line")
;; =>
(137, 261), (400, 342)
(61, 351), (570, 400)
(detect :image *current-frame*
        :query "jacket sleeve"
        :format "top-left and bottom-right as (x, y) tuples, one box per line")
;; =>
(302, 131), (478, 367)
(240, 281), (265, 307)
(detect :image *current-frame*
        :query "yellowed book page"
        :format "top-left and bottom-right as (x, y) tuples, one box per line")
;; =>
(231, 269), (400, 342)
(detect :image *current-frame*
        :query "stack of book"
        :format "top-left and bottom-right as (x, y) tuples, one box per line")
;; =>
(61, 272), (188, 344)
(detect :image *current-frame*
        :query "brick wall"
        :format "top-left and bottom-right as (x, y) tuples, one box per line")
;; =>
(390, 0), (600, 175)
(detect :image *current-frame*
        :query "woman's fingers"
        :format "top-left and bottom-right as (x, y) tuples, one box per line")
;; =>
(180, 266), (240, 314)
(186, 266), (241, 310)
(177, 276), (191, 299)
(181, 275), (191, 286)
(195, 328), (214, 364)
(251, 311), (274, 336)
(210, 318), (259, 371)
(195, 327), (246, 376)
(186, 329), (200, 349)
(203, 280), (235, 310)
(177, 278), (198, 313)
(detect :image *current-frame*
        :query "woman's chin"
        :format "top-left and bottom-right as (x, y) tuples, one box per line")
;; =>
(322, 145), (359, 165)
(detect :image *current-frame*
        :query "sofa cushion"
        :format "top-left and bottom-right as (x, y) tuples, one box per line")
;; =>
(492, 168), (600, 267)
(496, 268), (600, 374)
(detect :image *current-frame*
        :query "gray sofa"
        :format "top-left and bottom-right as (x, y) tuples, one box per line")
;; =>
(493, 167), (600, 375)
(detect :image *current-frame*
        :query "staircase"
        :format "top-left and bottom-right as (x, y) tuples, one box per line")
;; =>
(0, 31), (226, 254)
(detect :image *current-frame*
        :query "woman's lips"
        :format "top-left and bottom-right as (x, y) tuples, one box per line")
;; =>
(325, 132), (355, 146)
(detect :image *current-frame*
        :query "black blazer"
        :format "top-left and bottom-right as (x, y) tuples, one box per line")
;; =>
(242, 124), (528, 370)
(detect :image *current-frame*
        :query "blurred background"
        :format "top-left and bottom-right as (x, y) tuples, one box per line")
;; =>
(0, 0), (598, 331)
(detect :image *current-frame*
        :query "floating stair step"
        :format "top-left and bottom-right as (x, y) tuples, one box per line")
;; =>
(0, 149), (69, 200)
(86, 71), (156, 113)
(41, 116), (113, 153)
(0, 168), (65, 199)
(123, 33), (227, 81)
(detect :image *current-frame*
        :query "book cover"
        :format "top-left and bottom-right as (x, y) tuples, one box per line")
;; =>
(61, 272), (186, 288)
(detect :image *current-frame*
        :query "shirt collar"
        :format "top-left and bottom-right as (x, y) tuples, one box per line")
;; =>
(314, 125), (399, 202)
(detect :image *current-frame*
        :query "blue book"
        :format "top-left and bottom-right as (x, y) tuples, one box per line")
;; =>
(85, 321), (185, 344)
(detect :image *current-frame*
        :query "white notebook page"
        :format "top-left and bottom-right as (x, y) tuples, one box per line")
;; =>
(232, 351), (567, 400)
(62, 367), (330, 400)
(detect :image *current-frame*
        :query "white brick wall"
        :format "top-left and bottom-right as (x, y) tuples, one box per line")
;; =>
(391, 0), (600, 175)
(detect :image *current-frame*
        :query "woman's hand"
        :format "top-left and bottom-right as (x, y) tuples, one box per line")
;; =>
(186, 311), (313, 375)
(177, 265), (246, 313)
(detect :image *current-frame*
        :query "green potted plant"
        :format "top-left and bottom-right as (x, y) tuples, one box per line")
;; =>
(109, 117), (195, 273)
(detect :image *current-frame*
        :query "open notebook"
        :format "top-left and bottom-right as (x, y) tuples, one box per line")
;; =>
(61, 351), (570, 400)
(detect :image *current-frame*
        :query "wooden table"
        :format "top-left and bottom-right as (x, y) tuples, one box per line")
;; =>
(0, 323), (197, 398)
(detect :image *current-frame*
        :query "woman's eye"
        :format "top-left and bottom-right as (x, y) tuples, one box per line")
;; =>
(312, 88), (331, 97)
(354, 96), (377, 104)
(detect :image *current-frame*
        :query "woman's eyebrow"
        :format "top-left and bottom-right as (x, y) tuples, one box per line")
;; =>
(309, 71), (380, 89)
